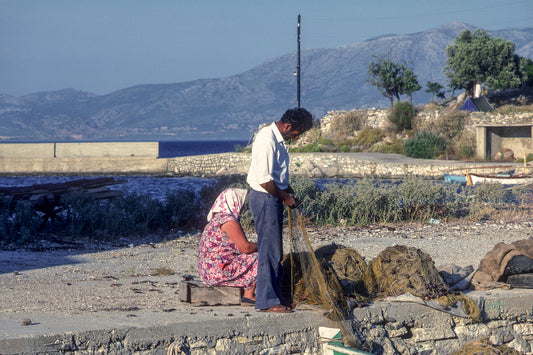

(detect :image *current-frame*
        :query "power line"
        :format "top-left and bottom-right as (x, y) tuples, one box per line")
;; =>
(307, 0), (531, 22)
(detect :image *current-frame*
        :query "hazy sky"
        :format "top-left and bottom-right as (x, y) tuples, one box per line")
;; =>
(1, 0), (532, 96)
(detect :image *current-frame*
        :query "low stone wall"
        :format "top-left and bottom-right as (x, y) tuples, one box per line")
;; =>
(167, 152), (251, 177)
(0, 312), (325, 355)
(2, 291), (531, 354)
(350, 290), (533, 354)
(166, 152), (521, 179)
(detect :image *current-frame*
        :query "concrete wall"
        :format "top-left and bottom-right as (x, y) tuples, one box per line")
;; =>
(55, 142), (159, 157)
(0, 157), (168, 175)
(476, 125), (533, 160)
(0, 142), (159, 158)
(0, 143), (55, 158)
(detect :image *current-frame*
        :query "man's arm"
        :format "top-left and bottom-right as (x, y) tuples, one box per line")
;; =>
(259, 181), (298, 208)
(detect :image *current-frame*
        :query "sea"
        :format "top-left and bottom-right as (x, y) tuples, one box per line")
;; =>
(0, 140), (249, 200)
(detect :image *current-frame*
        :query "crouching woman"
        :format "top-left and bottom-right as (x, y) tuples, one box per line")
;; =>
(197, 188), (257, 305)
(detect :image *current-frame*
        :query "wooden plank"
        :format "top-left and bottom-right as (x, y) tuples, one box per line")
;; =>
(179, 280), (241, 306)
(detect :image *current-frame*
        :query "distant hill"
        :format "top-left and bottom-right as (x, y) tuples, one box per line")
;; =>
(1, 22), (532, 142)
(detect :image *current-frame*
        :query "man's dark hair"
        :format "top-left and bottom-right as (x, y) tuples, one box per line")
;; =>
(280, 108), (313, 133)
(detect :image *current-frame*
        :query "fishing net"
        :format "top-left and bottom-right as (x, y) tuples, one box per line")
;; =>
(362, 245), (449, 300)
(314, 244), (368, 303)
(282, 208), (361, 348)
(449, 337), (521, 355)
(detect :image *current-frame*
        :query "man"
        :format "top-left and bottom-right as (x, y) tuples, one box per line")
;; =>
(247, 107), (313, 313)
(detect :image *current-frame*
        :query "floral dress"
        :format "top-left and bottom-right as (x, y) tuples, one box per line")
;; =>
(197, 189), (257, 290)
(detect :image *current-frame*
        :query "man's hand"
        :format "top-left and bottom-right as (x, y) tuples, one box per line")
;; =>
(260, 181), (299, 208)
(283, 194), (299, 209)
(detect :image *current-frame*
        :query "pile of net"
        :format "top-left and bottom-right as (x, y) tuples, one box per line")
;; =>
(449, 337), (521, 355)
(283, 209), (484, 348)
(281, 243), (368, 309)
(362, 245), (449, 300)
(283, 209), (361, 348)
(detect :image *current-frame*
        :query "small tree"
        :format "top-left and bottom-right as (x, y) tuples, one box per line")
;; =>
(367, 56), (403, 108)
(425, 82), (445, 102)
(401, 68), (421, 104)
(368, 55), (420, 108)
(444, 29), (526, 97)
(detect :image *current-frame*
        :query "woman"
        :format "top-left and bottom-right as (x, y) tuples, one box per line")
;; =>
(198, 188), (258, 305)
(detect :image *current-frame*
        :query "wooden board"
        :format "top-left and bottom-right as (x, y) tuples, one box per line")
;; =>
(179, 280), (241, 306)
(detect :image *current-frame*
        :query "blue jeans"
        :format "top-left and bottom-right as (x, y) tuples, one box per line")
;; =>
(249, 189), (284, 310)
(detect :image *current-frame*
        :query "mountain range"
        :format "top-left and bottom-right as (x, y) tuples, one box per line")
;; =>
(1, 22), (532, 142)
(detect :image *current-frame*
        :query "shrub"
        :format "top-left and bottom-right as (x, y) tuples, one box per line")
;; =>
(404, 131), (446, 159)
(454, 131), (476, 160)
(318, 138), (334, 146)
(495, 104), (533, 114)
(371, 136), (405, 154)
(434, 111), (468, 141)
(513, 153), (533, 163)
(290, 143), (323, 152)
(388, 101), (416, 132)
(0, 199), (41, 247)
(329, 111), (367, 141)
(355, 127), (384, 148)
(336, 139), (359, 152)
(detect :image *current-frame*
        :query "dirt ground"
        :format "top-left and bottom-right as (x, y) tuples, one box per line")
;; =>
(1, 217), (531, 317)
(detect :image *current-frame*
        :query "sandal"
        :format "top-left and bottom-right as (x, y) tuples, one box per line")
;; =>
(240, 297), (255, 306)
(259, 304), (293, 313)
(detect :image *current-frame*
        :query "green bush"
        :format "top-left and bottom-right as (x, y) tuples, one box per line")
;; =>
(318, 138), (334, 146)
(355, 127), (384, 147)
(371, 136), (405, 154)
(388, 101), (416, 132)
(404, 131), (446, 159)
(290, 143), (323, 152)
(0, 199), (41, 247)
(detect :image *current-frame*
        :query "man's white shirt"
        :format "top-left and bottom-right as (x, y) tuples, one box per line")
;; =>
(247, 122), (290, 193)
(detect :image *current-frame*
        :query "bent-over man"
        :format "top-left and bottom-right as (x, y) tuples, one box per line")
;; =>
(247, 107), (313, 313)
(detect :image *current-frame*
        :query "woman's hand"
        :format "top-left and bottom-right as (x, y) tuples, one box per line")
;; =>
(221, 220), (258, 254)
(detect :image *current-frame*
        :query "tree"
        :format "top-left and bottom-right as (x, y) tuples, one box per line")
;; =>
(523, 58), (533, 87)
(367, 56), (421, 108)
(425, 82), (445, 102)
(444, 29), (526, 97)
(401, 69), (421, 104)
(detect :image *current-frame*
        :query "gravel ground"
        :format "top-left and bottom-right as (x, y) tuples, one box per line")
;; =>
(1, 219), (532, 316)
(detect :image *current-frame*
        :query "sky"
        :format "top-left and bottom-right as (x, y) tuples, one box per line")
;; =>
(1, 0), (532, 97)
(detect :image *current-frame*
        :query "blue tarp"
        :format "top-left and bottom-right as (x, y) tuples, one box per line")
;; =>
(460, 97), (478, 112)
(460, 96), (494, 112)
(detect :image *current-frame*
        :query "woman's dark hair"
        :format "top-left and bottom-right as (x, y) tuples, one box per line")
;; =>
(280, 108), (313, 133)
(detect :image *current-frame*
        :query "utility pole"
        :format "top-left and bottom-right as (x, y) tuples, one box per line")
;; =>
(296, 14), (301, 108)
